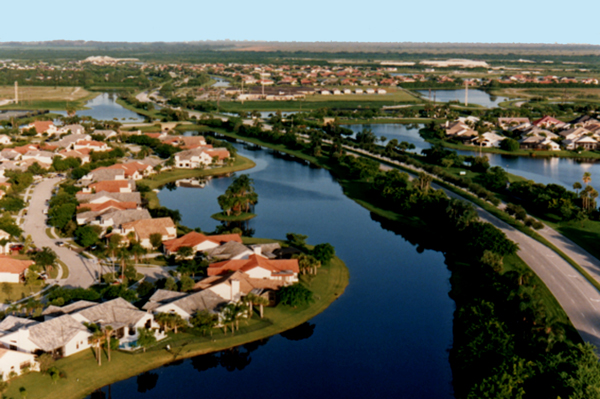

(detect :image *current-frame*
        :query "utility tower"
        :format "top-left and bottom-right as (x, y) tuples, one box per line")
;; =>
(14, 81), (18, 104)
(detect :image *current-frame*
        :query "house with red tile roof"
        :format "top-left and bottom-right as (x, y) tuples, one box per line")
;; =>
(162, 232), (242, 256)
(208, 254), (299, 283)
(80, 180), (135, 194)
(0, 256), (34, 283)
(77, 200), (139, 213)
(532, 116), (567, 129)
(22, 121), (57, 136)
(72, 140), (110, 152)
(57, 149), (91, 165)
(118, 217), (177, 249)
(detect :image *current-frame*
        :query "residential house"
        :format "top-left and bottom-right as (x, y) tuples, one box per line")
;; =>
(118, 217), (177, 249)
(57, 124), (85, 135)
(52, 134), (92, 149)
(92, 130), (118, 140)
(564, 135), (600, 151)
(519, 135), (561, 151)
(469, 132), (505, 148)
(22, 121), (57, 136)
(0, 230), (12, 254)
(0, 149), (21, 162)
(81, 168), (126, 183)
(0, 135), (12, 145)
(0, 256), (33, 283)
(57, 149), (91, 165)
(72, 140), (110, 152)
(194, 271), (282, 302)
(498, 117), (530, 129)
(77, 200), (139, 214)
(76, 191), (142, 205)
(151, 289), (227, 322)
(204, 241), (256, 261)
(78, 209), (152, 229)
(96, 161), (155, 180)
(0, 315), (91, 358)
(208, 254), (299, 283)
(162, 232), (242, 256)
(21, 151), (55, 166)
(174, 148), (213, 168)
(569, 115), (600, 128)
(444, 121), (478, 139)
(0, 348), (39, 380)
(80, 180), (135, 194)
(142, 289), (186, 312)
(161, 136), (207, 149)
(532, 116), (567, 129)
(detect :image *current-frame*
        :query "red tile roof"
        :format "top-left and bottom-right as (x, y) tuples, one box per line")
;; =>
(208, 254), (299, 276)
(77, 200), (138, 212)
(163, 232), (242, 253)
(0, 256), (33, 274)
(85, 180), (131, 193)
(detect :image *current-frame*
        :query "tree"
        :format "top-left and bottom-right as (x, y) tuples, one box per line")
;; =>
(243, 293), (269, 318)
(150, 233), (163, 250)
(85, 323), (105, 366)
(136, 328), (157, 352)
(75, 226), (100, 248)
(103, 326), (114, 362)
(154, 312), (186, 334)
(500, 138), (520, 152)
(573, 181), (583, 194)
(278, 284), (314, 307)
(34, 247), (57, 273)
(190, 310), (218, 335)
(583, 172), (592, 186)
(293, 253), (321, 275)
(286, 233), (308, 250)
(177, 246), (194, 260)
(179, 275), (195, 292)
(311, 243), (335, 265)
(481, 250), (504, 273)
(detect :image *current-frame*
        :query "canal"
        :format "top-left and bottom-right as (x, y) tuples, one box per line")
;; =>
(92, 143), (455, 398)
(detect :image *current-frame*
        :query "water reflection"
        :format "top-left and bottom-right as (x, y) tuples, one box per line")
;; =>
(54, 93), (145, 122)
(341, 123), (428, 154)
(416, 89), (508, 108)
(279, 322), (316, 341)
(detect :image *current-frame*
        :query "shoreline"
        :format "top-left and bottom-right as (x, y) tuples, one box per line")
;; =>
(4, 153), (349, 399)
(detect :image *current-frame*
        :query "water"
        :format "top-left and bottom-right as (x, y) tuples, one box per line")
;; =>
(416, 89), (508, 108)
(211, 76), (231, 88)
(95, 144), (455, 398)
(341, 123), (429, 154)
(340, 123), (597, 188)
(54, 93), (145, 122)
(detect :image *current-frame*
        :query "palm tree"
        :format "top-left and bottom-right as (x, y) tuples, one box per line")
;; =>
(104, 326), (114, 362)
(573, 181), (582, 194)
(244, 293), (269, 319)
(116, 247), (131, 282)
(85, 323), (104, 366)
(583, 172), (592, 186)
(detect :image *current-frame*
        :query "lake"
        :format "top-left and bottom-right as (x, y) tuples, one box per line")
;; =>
(211, 76), (231, 88)
(91, 144), (455, 398)
(55, 93), (145, 122)
(341, 123), (599, 188)
(341, 123), (429, 154)
(416, 89), (508, 108)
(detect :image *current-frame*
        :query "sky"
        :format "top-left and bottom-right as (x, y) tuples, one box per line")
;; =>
(1, 0), (599, 45)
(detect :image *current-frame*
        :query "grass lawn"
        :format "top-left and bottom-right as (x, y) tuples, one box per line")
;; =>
(211, 212), (256, 221)
(0, 87), (97, 111)
(45, 228), (55, 239)
(542, 217), (600, 264)
(0, 282), (45, 303)
(140, 156), (256, 209)
(57, 260), (69, 279)
(115, 98), (161, 119)
(4, 254), (349, 399)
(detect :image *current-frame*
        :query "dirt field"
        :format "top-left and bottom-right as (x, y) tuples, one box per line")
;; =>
(492, 87), (600, 100)
(0, 86), (90, 102)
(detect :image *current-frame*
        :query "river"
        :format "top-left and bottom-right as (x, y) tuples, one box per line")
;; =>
(90, 143), (455, 398)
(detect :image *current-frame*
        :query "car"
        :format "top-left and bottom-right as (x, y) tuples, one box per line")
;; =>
(56, 241), (65, 247)
(9, 244), (23, 251)
(57, 173), (64, 178)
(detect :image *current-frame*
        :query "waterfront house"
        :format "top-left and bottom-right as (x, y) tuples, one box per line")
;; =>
(204, 241), (256, 261)
(0, 256), (33, 283)
(151, 289), (227, 322)
(174, 148), (213, 168)
(519, 135), (560, 151)
(81, 168), (126, 183)
(469, 132), (505, 148)
(0, 348), (39, 380)
(77, 200), (139, 214)
(162, 232), (242, 257)
(0, 315), (91, 358)
(194, 270), (282, 302)
(532, 116), (567, 129)
(142, 289), (186, 312)
(444, 121), (478, 139)
(564, 135), (600, 151)
(77, 208), (151, 228)
(208, 254), (299, 283)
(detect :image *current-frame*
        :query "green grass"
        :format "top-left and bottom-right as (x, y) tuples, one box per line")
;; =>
(115, 98), (161, 119)
(4, 254), (349, 399)
(45, 228), (55, 239)
(541, 218), (600, 265)
(211, 212), (256, 221)
(0, 282), (45, 303)
(57, 260), (69, 279)
(140, 156), (256, 209)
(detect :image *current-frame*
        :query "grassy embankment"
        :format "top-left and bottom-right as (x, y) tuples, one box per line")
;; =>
(5, 253), (349, 399)
(0, 86), (97, 110)
(211, 212), (256, 221)
(140, 155), (256, 209)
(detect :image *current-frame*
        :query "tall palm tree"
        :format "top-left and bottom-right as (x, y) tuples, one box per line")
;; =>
(104, 326), (114, 362)
(583, 172), (592, 186)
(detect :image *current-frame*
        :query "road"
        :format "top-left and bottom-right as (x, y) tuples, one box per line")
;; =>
(22, 178), (100, 288)
(344, 143), (600, 347)
(22, 178), (176, 288)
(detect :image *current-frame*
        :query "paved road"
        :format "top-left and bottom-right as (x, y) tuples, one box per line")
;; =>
(344, 143), (600, 347)
(22, 178), (101, 288)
